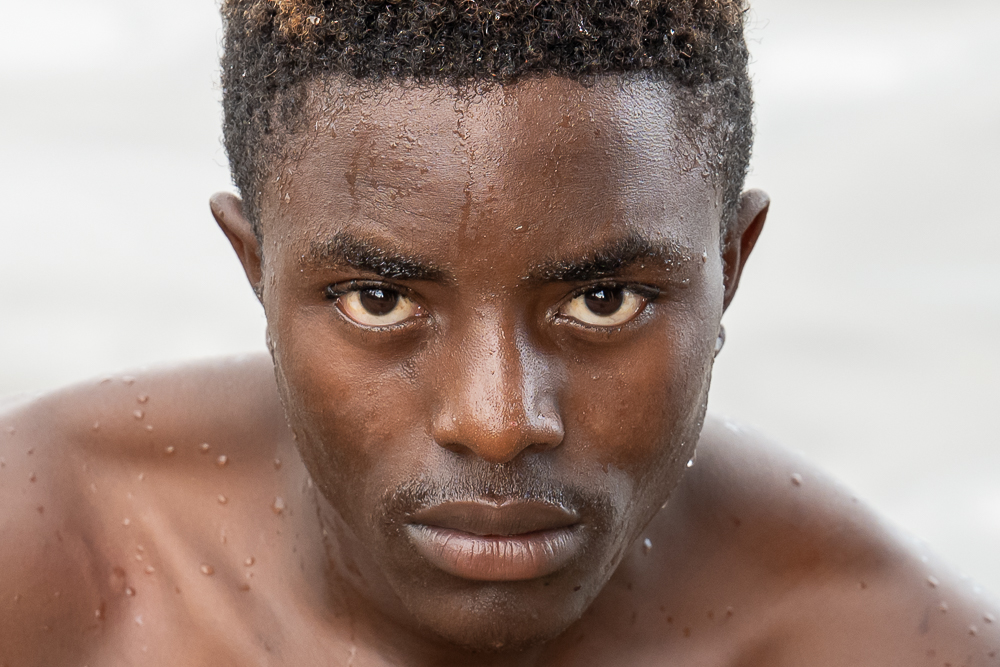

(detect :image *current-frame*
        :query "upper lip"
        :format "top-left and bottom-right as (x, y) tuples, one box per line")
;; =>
(410, 500), (580, 536)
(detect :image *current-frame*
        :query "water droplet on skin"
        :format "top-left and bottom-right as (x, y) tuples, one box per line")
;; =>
(95, 604), (105, 620)
(985, 613), (996, 623)
(790, 473), (803, 486)
(122, 376), (136, 385)
(125, 587), (135, 596)
(217, 495), (228, 505)
(272, 497), (286, 514)
(642, 538), (652, 553)
(200, 564), (215, 576)
(701, 251), (708, 263)
(133, 410), (144, 420)
(28, 472), (36, 483)
(273, 458), (282, 470)
(216, 455), (228, 467)
(138, 473), (145, 481)
(137, 395), (149, 404)
(927, 575), (940, 588)
(164, 446), (175, 455)
(970, 624), (979, 636)
(144, 566), (155, 575)
(940, 601), (949, 613)
(244, 557), (255, 567)
(145, 425), (153, 432)
(90, 483), (97, 493)
(686, 458), (694, 468)
(0, 457), (5, 467)
(92, 421), (100, 431)
(200, 443), (211, 453)
(5, 426), (15, 435)
(134, 615), (143, 626)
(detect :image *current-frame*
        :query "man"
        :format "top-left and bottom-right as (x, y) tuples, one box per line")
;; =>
(1, 0), (996, 664)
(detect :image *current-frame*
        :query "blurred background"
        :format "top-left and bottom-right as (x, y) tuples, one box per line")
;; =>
(0, 0), (997, 593)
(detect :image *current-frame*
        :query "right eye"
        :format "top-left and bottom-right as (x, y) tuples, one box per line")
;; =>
(327, 285), (422, 327)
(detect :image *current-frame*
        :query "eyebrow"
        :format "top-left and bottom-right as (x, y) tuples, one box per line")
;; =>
(306, 233), (446, 281)
(527, 233), (688, 282)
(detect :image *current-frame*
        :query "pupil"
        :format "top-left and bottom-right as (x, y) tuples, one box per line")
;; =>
(584, 287), (623, 316)
(359, 288), (400, 316)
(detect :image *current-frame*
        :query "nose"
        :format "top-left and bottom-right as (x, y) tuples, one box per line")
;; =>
(431, 316), (564, 464)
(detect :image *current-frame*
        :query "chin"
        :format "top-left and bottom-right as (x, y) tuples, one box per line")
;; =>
(408, 583), (590, 653)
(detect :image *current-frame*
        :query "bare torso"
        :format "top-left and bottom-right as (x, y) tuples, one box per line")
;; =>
(1, 356), (995, 666)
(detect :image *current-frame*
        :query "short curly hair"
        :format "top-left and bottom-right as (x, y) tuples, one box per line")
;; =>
(220, 0), (753, 235)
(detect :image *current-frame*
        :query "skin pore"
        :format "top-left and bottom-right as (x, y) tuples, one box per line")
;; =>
(212, 73), (766, 660)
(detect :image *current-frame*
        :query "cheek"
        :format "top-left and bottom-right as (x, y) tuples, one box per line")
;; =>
(563, 321), (712, 478)
(270, 309), (430, 496)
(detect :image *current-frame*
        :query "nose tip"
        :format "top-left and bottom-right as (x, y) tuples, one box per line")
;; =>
(430, 320), (564, 463)
(433, 410), (564, 464)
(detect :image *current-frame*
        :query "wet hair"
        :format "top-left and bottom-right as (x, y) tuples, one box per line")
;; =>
(220, 0), (753, 235)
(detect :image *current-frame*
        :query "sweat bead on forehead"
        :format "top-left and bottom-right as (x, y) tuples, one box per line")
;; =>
(221, 1), (754, 238)
(259, 77), (723, 268)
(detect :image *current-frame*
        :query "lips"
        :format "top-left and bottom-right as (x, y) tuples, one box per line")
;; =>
(406, 500), (583, 581)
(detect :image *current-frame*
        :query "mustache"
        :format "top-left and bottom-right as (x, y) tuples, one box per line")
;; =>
(377, 459), (616, 528)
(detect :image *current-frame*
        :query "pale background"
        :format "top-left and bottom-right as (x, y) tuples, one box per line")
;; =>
(0, 1), (997, 593)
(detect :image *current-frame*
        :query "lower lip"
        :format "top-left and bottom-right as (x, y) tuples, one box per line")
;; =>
(406, 524), (583, 581)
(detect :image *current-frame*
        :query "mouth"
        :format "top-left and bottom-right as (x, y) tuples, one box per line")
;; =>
(405, 500), (583, 581)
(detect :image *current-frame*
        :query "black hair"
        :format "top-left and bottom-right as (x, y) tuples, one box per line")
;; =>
(220, 0), (753, 234)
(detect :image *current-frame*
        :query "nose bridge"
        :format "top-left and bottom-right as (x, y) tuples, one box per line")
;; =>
(433, 307), (562, 463)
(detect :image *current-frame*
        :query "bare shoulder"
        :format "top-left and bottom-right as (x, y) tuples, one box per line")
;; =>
(0, 354), (288, 664)
(674, 415), (1000, 665)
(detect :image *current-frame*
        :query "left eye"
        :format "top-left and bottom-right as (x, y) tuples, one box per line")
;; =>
(559, 286), (649, 327)
(334, 287), (421, 327)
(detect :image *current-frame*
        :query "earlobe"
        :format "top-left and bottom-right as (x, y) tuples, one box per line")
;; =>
(721, 189), (770, 312)
(210, 192), (264, 300)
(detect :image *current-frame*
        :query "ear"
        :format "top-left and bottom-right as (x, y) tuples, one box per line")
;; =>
(721, 189), (769, 312)
(210, 192), (264, 300)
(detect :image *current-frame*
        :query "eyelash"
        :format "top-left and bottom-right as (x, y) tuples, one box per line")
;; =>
(324, 280), (406, 300)
(554, 281), (662, 327)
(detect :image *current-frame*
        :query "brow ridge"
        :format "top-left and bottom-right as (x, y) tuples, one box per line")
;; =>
(306, 232), (445, 281)
(528, 233), (686, 282)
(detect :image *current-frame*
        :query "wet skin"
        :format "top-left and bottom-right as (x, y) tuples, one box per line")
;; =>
(1, 75), (998, 666)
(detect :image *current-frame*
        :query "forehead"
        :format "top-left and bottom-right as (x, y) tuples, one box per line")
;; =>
(261, 75), (721, 260)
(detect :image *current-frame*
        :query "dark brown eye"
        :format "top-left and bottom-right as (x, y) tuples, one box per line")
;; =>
(358, 288), (400, 316)
(335, 286), (420, 327)
(583, 287), (624, 316)
(560, 286), (648, 327)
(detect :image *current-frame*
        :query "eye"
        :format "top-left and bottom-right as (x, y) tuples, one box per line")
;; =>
(330, 285), (421, 327)
(559, 286), (649, 327)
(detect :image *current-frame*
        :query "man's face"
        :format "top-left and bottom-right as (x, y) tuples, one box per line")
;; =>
(255, 76), (726, 649)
